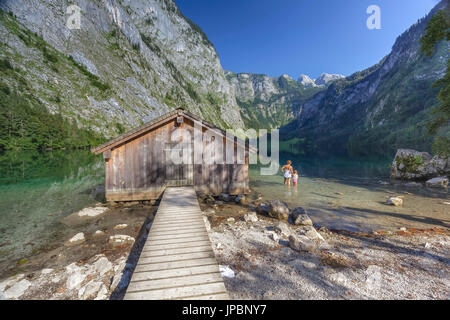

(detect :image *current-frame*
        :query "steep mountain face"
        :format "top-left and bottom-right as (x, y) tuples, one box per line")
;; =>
(226, 72), (326, 129)
(0, 0), (243, 147)
(281, 1), (448, 156)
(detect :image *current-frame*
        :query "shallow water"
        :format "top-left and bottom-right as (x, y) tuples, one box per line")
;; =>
(0, 150), (104, 265)
(250, 152), (449, 232)
(0, 150), (448, 267)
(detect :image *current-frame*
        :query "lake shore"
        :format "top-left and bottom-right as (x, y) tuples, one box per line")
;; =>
(201, 193), (450, 300)
(1, 186), (448, 300)
(0, 202), (155, 300)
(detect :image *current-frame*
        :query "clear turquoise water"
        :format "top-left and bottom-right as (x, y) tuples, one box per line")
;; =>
(0, 150), (104, 265)
(250, 152), (449, 232)
(0, 150), (448, 267)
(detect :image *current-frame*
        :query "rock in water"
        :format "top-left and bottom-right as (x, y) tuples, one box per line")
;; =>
(425, 177), (448, 188)
(386, 197), (403, 206)
(390, 149), (449, 181)
(256, 204), (270, 216)
(290, 207), (313, 226)
(114, 224), (128, 230)
(288, 235), (316, 252)
(66, 233), (86, 246)
(268, 200), (289, 220)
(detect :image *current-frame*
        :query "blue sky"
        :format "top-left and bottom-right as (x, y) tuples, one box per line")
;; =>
(175, 0), (440, 79)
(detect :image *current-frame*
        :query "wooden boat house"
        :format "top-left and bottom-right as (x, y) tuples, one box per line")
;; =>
(92, 108), (252, 202)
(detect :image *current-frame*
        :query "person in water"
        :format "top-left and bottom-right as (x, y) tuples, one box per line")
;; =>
(281, 160), (293, 185)
(292, 170), (299, 187)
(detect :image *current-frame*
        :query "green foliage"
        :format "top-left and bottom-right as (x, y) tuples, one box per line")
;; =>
(420, 10), (450, 56)
(432, 135), (450, 157)
(420, 9), (450, 155)
(0, 82), (105, 151)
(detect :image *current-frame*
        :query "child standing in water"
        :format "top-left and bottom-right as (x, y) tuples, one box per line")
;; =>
(292, 170), (299, 187)
(281, 160), (293, 185)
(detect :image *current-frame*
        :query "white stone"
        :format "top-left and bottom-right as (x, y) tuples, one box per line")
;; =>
(77, 207), (108, 218)
(114, 224), (128, 230)
(93, 230), (106, 237)
(66, 272), (87, 290)
(78, 280), (103, 299)
(219, 265), (235, 278)
(243, 212), (258, 223)
(109, 235), (135, 246)
(386, 196), (403, 206)
(203, 216), (211, 232)
(93, 257), (113, 276)
(41, 268), (54, 275)
(3, 279), (31, 299)
(94, 285), (108, 300)
(67, 232), (86, 246)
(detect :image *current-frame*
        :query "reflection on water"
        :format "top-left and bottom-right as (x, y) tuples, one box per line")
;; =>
(0, 150), (104, 264)
(251, 153), (449, 232)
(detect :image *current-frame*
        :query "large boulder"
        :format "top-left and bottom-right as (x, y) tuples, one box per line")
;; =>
(290, 207), (313, 226)
(425, 177), (448, 188)
(390, 149), (449, 181)
(268, 200), (290, 220)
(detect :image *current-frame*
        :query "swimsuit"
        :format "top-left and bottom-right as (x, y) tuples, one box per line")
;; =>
(293, 174), (298, 183)
(284, 170), (292, 179)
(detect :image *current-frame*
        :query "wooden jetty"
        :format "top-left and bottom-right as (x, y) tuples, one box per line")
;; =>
(124, 187), (229, 300)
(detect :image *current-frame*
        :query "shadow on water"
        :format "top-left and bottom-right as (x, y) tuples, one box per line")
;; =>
(250, 152), (449, 232)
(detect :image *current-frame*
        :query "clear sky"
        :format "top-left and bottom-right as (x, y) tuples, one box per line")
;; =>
(175, 0), (440, 79)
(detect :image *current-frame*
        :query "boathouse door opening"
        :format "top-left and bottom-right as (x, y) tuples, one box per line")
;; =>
(164, 142), (194, 187)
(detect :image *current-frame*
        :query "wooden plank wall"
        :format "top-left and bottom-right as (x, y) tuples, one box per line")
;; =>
(105, 117), (250, 201)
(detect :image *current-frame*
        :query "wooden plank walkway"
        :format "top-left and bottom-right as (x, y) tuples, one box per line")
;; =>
(124, 187), (229, 300)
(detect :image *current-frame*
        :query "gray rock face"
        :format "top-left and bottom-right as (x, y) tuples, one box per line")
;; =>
(279, 2), (448, 155)
(390, 149), (449, 181)
(0, 0), (244, 139)
(425, 177), (448, 188)
(288, 235), (316, 252)
(273, 222), (291, 238)
(290, 207), (313, 226)
(268, 200), (290, 221)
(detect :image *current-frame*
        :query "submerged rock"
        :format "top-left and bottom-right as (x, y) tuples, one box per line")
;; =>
(425, 177), (448, 188)
(114, 224), (128, 230)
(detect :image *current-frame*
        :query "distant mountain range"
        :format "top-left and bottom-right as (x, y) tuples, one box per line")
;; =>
(280, 0), (448, 156)
(0, 0), (447, 155)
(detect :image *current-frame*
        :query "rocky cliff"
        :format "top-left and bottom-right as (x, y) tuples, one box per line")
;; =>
(0, 0), (244, 145)
(281, 1), (449, 156)
(226, 72), (329, 129)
